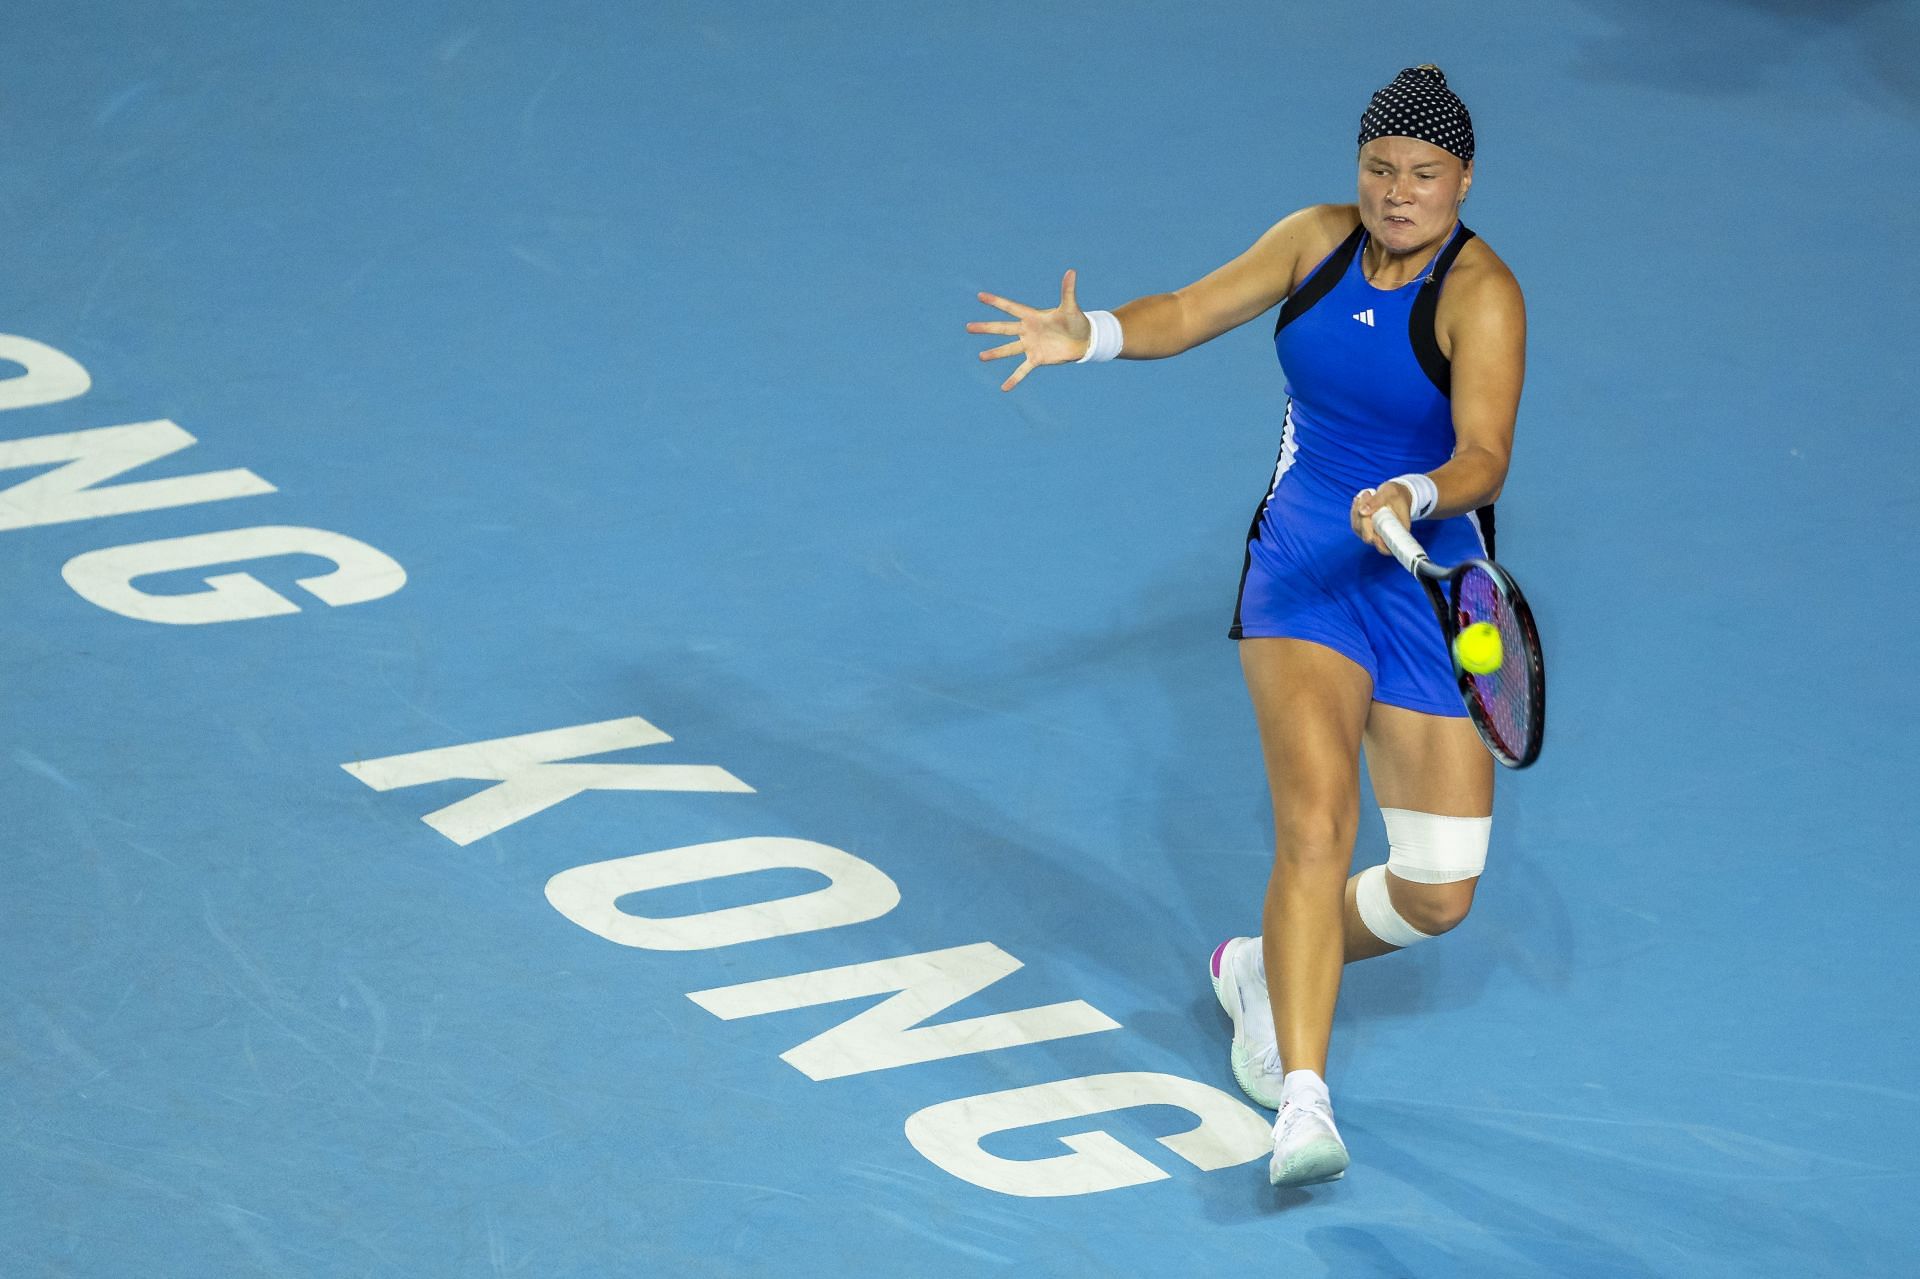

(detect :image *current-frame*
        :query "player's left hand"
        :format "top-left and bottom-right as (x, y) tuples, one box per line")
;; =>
(967, 269), (1091, 392)
(1351, 483), (1413, 555)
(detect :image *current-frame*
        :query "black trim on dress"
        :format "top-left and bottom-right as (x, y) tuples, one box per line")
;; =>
(1228, 424), (1292, 640)
(1407, 223), (1476, 397)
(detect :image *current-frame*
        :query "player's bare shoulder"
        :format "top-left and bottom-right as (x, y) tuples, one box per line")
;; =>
(1281, 204), (1361, 295)
(1437, 236), (1525, 356)
(1443, 237), (1524, 319)
(1190, 203), (1362, 329)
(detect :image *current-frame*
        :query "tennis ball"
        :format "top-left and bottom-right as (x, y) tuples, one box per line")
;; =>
(1454, 622), (1503, 675)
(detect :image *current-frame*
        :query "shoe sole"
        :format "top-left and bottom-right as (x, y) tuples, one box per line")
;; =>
(1209, 937), (1281, 1111)
(1270, 1138), (1350, 1187)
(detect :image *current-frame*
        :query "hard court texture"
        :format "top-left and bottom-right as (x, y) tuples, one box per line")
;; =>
(3, 2), (1916, 1276)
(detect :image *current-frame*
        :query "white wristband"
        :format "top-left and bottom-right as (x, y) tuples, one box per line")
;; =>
(1386, 473), (1439, 521)
(1075, 309), (1124, 363)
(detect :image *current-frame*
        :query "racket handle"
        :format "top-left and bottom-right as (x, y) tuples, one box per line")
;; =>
(1369, 507), (1430, 574)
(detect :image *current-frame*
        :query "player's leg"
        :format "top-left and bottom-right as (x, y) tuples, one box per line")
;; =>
(1219, 796), (1476, 1016)
(1215, 699), (1490, 1068)
(1239, 636), (1372, 1078)
(1357, 700), (1495, 945)
(1238, 636), (1371, 1185)
(1215, 524), (1383, 1105)
(1348, 506), (1497, 948)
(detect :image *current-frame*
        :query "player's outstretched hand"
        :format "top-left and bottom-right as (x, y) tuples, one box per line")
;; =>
(967, 269), (1093, 392)
(1351, 483), (1414, 556)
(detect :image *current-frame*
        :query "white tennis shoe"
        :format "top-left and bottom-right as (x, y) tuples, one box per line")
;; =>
(1208, 936), (1286, 1110)
(1270, 1089), (1350, 1187)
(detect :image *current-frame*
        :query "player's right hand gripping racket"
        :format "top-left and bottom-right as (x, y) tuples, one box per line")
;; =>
(1370, 508), (1546, 768)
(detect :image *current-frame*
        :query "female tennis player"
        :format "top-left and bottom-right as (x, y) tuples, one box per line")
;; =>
(967, 66), (1524, 1188)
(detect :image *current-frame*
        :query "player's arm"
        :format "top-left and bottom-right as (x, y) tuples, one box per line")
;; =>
(968, 205), (1345, 391)
(1428, 258), (1526, 519)
(1109, 204), (1348, 359)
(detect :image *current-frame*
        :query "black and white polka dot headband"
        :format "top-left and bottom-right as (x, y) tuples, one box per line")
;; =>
(1357, 64), (1474, 163)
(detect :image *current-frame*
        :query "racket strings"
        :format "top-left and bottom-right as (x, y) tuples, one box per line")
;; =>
(1455, 568), (1536, 762)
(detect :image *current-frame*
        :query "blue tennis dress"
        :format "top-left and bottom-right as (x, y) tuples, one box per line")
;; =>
(1229, 219), (1494, 716)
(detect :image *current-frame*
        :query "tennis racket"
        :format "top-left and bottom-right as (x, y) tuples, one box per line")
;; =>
(1369, 507), (1546, 769)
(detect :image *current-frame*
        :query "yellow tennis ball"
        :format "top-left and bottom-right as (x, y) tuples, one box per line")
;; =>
(1454, 621), (1504, 675)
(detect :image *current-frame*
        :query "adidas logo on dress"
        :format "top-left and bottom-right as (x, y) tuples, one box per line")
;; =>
(1351, 309), (1375, 327)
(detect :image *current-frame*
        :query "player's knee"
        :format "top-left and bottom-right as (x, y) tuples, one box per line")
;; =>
(1395, 877), (1477, 936)
(1271, 809), (1357, 873)
(1355, 808), (1491, 947)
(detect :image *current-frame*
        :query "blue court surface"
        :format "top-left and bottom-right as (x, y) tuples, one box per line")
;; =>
(5, 3), (1917, 1275)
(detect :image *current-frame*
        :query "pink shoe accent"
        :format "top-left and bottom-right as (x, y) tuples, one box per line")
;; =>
(1209, 938), (1230, 979)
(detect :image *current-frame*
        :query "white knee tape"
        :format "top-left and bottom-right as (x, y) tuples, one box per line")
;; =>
(1382, 807), (1491, 885)
(1356, 864), (1432, 948)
